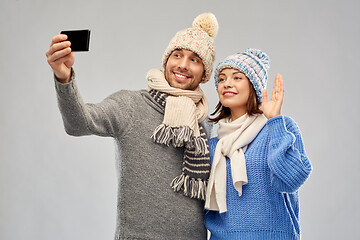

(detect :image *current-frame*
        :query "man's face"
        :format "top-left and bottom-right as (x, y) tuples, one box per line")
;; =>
(164, 49), (205, 90)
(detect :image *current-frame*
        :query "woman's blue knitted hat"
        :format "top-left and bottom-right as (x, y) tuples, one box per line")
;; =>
(214, 48), (270, 102)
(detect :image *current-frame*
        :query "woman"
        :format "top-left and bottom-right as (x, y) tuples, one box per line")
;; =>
(204, 49), (312, 240)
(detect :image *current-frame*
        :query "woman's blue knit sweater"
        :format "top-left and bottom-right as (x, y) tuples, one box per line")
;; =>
(205, 115), (312, 240)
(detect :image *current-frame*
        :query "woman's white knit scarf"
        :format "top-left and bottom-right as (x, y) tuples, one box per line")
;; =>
(205, 113), (268, 213)
(146, 68), (210, 200)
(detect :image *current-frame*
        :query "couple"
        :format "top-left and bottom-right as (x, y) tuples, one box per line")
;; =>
(46, 13), (312, 240)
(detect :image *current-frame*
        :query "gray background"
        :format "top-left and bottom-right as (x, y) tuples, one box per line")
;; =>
(1, 0), (359, 239)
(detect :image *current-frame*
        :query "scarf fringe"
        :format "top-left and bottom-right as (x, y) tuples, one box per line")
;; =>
(152, 124), (208, 155)
(187, 136), (209, 155)
(171, 174), (207, 200)
(173, 126), (192, 147)
(151, 124), (173, 145)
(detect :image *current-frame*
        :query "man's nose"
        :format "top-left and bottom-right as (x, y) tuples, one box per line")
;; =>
(178, 57), (189, 70)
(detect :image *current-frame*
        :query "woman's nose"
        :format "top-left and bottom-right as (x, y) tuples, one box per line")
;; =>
(223, 78), (232, 88)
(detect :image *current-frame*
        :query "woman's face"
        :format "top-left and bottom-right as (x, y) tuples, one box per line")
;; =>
(217, 68), (250, 119)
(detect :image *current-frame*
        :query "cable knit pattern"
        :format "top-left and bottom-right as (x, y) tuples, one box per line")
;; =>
(205, 115), (312, 240)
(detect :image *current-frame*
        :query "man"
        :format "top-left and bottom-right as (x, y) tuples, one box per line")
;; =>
(46, 13), (218, 239)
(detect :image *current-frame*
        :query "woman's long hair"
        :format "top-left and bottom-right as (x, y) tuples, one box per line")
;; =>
(209, 79), (263, 123)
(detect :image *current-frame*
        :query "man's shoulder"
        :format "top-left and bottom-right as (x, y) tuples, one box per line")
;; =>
(110, 89), (146, 97)
(106, 89), (163, 115)
(107, 89), (147, 102)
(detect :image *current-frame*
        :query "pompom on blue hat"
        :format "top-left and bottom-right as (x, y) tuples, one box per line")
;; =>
(214, 48), (270, 102)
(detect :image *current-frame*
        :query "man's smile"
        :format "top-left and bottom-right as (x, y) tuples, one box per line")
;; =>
(174, 71), (191, 82)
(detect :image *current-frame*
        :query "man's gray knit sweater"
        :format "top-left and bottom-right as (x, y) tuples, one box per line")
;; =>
(55, 78), (208, 240)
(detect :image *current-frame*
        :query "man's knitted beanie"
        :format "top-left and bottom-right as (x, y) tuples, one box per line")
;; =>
(162, 13), (219, 83)
(214, 48), (270, 102)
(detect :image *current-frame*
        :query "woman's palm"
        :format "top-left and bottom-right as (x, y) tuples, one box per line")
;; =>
(262, 73), (284, 119)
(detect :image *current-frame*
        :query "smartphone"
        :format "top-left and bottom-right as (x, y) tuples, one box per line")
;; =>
(60, 29), (91, 52)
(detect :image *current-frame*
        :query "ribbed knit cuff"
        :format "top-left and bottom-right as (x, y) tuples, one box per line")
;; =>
(209, 230), (299, 240)
(54, 68), (76, 94)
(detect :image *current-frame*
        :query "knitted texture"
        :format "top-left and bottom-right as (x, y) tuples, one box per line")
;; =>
(205, 116), (312, 240)
(148, 89), (210, 200)
(205, 114), (268, 213)
(146, 69), (210, 200)
(214, 48), (270, 101)
(162, 13), (218, 83)
(55, 79), (209, 239)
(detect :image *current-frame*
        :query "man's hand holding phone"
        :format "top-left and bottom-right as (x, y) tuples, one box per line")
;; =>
(46, 30), (90, 83)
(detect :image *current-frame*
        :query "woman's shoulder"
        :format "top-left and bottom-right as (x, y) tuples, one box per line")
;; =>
(209, 137), (219, 143)
(209, 137), (219, 149)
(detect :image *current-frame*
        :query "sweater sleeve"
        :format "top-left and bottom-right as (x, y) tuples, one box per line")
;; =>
(54, 75), (130, 138)
(267, 115), (312, 193)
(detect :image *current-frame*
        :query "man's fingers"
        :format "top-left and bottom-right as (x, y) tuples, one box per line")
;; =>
(46, 34), (70, 57)
(46, 35), (72, 62)
(47, 47), (72, 64)
(47, 40), (71, 57)
(51, 34), (68, 46)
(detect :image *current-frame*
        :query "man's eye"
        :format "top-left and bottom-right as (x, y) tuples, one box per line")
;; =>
(172, 52), (181, 58)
